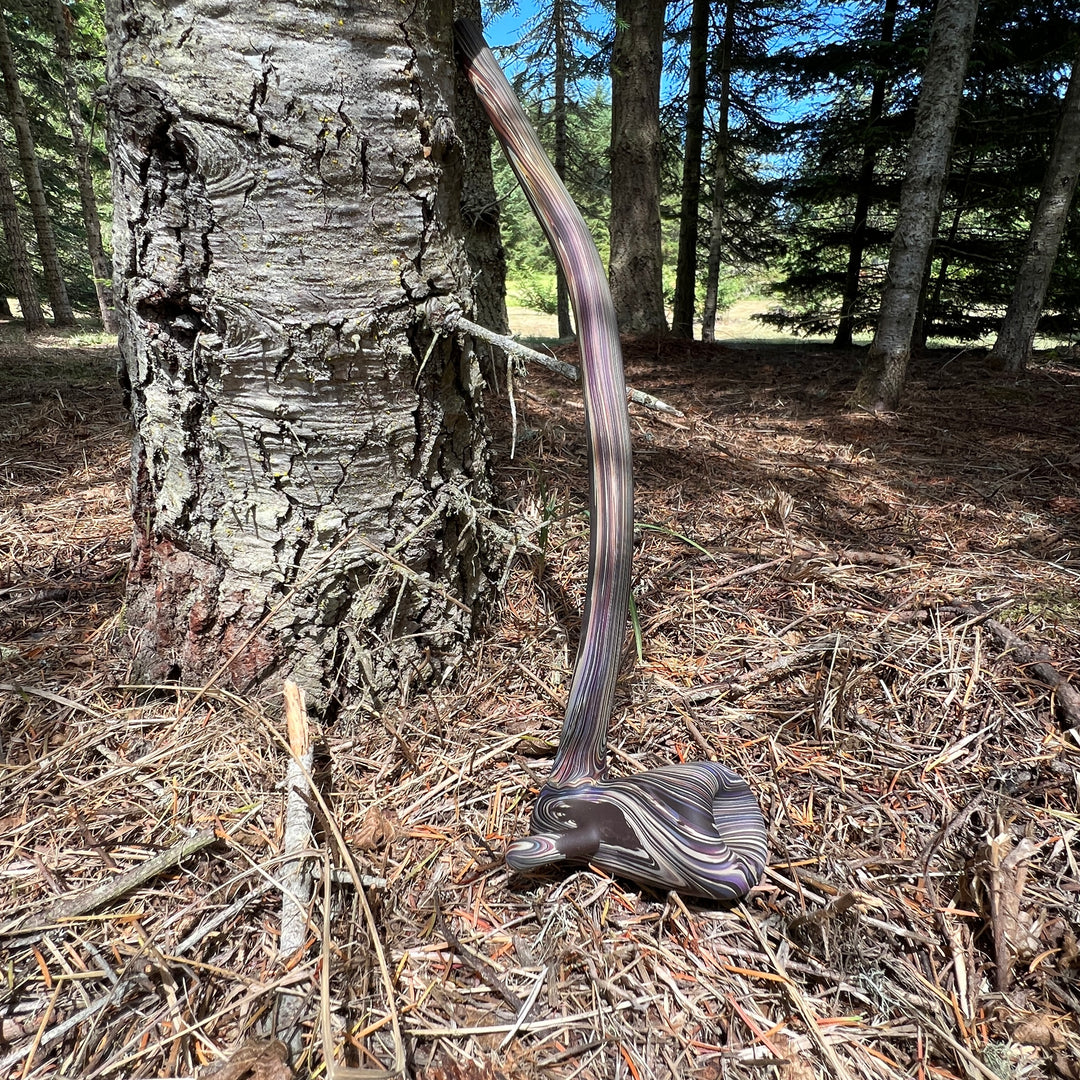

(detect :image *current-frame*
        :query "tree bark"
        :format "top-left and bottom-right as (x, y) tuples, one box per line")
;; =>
(920, 143), (975, 345)
(834, 0), (899, 349)
(987, 42), (1080, 372)
(454, 0), (509, 376)
(701, 0), (735, 343)
(671, 0), (710, 339)
(0, 142), (43, 329)
(49, 0), (117, 333)
(106, 0), (493, 709)
(609, 0), (668, 335)
(553, 0), (573, 340)
(0, 9), (75, 326)
(853, 0), (979, 411)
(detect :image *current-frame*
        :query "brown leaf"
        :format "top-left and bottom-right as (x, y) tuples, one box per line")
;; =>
(354, 805), (397, 851)
(1012, 1017), (1065, 1049)
(198, 1038), (292, 1080)
(981, 832), (1043, 990)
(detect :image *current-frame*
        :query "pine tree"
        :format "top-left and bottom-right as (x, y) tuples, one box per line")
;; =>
(48, 0), (115, 331)
(489, 0), (603, 337)
(834, 0), (899, 348)
(609, 0), (668, 333)
(987, 42), (1080, 371)
(108, 0), (493, 697)
(855, 0), (980, 412)
(671, 0), (710, 338)
(0, 7), (74, 325)
(765, 0), (1080, 350)
(0, 140), (43, 328)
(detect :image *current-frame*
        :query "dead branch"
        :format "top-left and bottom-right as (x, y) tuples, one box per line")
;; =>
(943, 602), (1080, 729)
(278, 681), (316, 1054)
(427, 302), (685, 417)
(44, 827), (218, 923)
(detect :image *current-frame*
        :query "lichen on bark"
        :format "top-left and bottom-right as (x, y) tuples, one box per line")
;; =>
(106, 0), (494, 713)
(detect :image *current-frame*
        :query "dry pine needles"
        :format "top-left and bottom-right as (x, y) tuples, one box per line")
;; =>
(1, 330), (1079, 1079)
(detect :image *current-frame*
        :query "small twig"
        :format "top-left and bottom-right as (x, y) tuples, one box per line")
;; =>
(173, 877), (277, 957)
(19, 984), (60, 1080)
(355, 535), (473, 614)
(428, 303), (685, 417)
(943, 602), (1080, 727)
(434, 894), (523, 1012)
(743, 907), (860, 1080)
(45, 828), (219, 922)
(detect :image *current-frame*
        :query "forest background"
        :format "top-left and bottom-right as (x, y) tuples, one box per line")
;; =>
(2, 0), (1078, 361)
(1, 1), (1079, 1079)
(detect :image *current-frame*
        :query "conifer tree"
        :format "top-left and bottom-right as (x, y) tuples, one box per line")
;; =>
(0, 141), (43, 328)
(609, 0), (668, 333)
(855, 0), (979, 411)
(987, 42), (1080, 371)
(48, 0), (115, 331)
(0, 7), (74, 325)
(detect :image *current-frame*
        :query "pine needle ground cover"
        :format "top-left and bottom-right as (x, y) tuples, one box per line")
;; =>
(1, 330), (1078, 1079)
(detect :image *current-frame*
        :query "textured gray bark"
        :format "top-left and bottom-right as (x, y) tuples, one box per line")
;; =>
(988, 44), (1080, 373)
(609, 0), (667, 335)
(854, 0), (979, 411)
(107, 0), (493, 710)
(671, 0), (709, 339)
(0, 9), (74, 326)
(49, 0), (117, 333)
(454, 0), (509, 367)
(0, 143), (43, 329)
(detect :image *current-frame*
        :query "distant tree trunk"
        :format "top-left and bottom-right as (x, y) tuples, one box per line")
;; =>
(671, 0), (710, 339)
(701, 0), (735, 343)
(0, 9), (74, 326)
(919, 145), (975, 345)
(834, 0), (898, 348)
(0, 143), (43, 329)
(853, 0), (979, 411)
(106, 0), (493, 707)
(49, 0), (117, 333)
(609, 0), (668, 334)
(455, 0), (509, 379)
(554, 0), (573, 338)
(988, 43), (1080, 372)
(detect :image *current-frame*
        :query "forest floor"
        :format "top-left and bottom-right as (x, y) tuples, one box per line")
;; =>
(1, 323), (1079, 1080)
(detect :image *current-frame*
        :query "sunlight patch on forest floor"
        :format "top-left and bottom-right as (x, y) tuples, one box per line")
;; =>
(2, 334), (1079, 1078)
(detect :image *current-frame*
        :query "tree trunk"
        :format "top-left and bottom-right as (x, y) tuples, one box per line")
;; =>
(834, 0), (898, 349)
(554, 0), (574, 339)
(106, 0), (494, 710)
(671, 0), (710, 339)
(853, 0), (979, 411)
(701, 0), (735, 343)
(49, 0), (117, 333)
(988, 42), (1080, 372)
(455, 0), (509, 379)
(0, 9), (75, 326)
(609, 0), (668, 335)
(921, 144), (975, 344)
(0, 143), (43, 330)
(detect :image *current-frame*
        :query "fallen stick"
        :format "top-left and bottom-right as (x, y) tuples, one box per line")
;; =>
(278, 681), (316, 1054)
(426, 301), (685, 417)
(45, 828), (218, 923)
(943, 603), (1080, 729)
